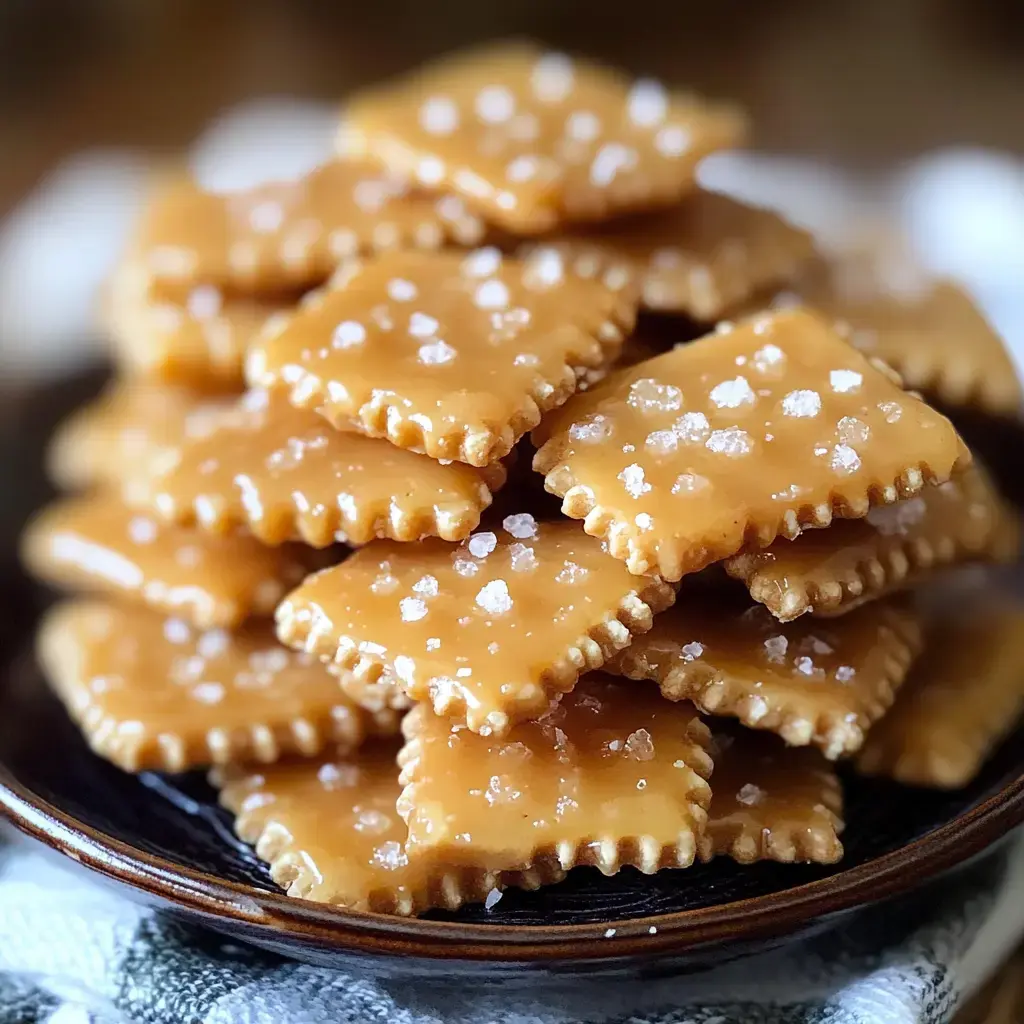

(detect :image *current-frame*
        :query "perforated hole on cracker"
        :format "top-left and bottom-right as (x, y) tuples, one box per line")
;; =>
(341, 42), (746, 233)
(534, 306), (971, 581)
(396, 674), (713, 876)
(37, 600), (398, 773)
(275, 518), (676, 735)
(608, 590), (922, 758)
(135, 389), (506, 547)
(246, 247), (637, 466)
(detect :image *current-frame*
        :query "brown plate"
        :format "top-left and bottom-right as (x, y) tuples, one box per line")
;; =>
(1, 368), (1023, 979)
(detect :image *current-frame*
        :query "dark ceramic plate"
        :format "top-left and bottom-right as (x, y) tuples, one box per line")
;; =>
(1, 370), (1023, 978)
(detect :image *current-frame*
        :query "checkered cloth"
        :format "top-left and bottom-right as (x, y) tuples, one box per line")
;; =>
(0, 826), (1022, 1024)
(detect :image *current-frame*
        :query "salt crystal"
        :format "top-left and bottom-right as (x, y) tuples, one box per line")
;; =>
(502, 513), (538, 539)
(484, 888), (504, 910)
(830, 369), (863, 393)
(627, 378), (683, 414)
(332, 320), (366, 349)
(781, 389), (821, 418)
(485, 773), (521, 805)
(672, 472), (710, 495)
(878, 400), (902, 423)
(468, 532), (497, 558)
(655, 124), (691, 158)
(645, 430), (678, 456)
(627, 78), (668, 127)
(618, 463), (651, 498)
(318, 763), (360, 788)
(737, 783), (764, 807)
(474, 279), (510, 310)
(836, 665), (856, 682)
(525, 248), (564, 288)
(128, 517), (158, 544)
(752, 344), (786, 373)
(509, 543), (538, 573)
(400, 597), (428, 622)
(556, 560), (588, 584)
(409, 312), (440, 338)
(476, 84), (515, 123)
(680, 641), (704, 661)
(566, 110), (600, 142)
(426, 637), (441, 651)
(673, 411), (710, 444)
(354, 809), (391, 835)
(476, 580), (513, 615)
(418, 340), (457, 365)
(623, 728), (655, 761)
(387, 278), (418, 302)
(705, 428), (752, 457)
(197, 629), (229, 660)
(635, 512), (653, 531)
(867, 497), (927, 535)
(462, 247), (502, 278)
(163, 618), (191, 645)
(569, 415), (613, 444)
(830, 444), (861, 475)
(764, 635), (788, 662)
(590, 142), (637, 187)
(794, 656), (817, 676)
(453, 556), (480, 578)
(709, 376), (755, 409)
(191, 682), (225, 705)
(837, 416), (870, 445)
(373, 840), (409, 871)
(532, 52), (575, 102)
(419, 96), (459, 135)
(412, 575), (439, 597)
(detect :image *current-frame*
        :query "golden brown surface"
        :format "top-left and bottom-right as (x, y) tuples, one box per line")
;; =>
(136, 390), (505, 547)
(858, 597), (1024, 788)
(276, 518), (676, 735)
(46, 381), (237, 492)
(106, 263), (291, 388)
(397, 674), (713, 875)
(341, 42), (745, 233)
(246, 247), (637, 466)
(701, 730), (844, 863)
(38, 600), (397, 772)
(724, 464), (1019, 620)
(22, 494), (313, 629)
(215, 746), (545, 914)
(608, 593), (922, 758)
(520, 191), (814, 319)
(130, 161), (484, 293)
(534, 307), (970, 580)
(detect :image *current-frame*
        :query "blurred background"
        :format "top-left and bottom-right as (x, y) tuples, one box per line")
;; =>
(0, 0), (1022, 576)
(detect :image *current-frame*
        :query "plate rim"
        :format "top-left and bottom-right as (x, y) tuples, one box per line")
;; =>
(2, 760), (1022, 963)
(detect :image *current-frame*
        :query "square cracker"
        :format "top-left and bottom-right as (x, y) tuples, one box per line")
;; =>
(701, 730), (843, 864)
(519, 191), (815, 319)
(275, 518), (676, 735)
(607, 591), (922, 758)
(134, 390), (505, 548)
(38, 600), (397, 773)
(724, 464), (1019, 621)
(858, 596), (1024, 788)
(130, 161), (484, 293)
(534, 307), (971, 581)
(21, 493), (314, 629)
(215, 746), (548, 915)
(397, 674), (713, 876)
(341, 42), (745, 234)
(246, 248), (636, 466)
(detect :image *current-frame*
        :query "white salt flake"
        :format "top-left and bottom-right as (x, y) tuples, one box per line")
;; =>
(830, 369), (863, 393)
(781, 389), (821, 418)
(354, 809), (391, 835)
(867, 497), (927, 535)
(400, 597), (428, 622)
(387, 278), (418, 302)
(474, 279), (510, 310)
(462, 247), (502, 278)
(419, 96), (459, 135)
(837, 416), (871, 445)
(618, 463), (651, 498)
(565, 109), (601, 142)
(672, 472), (710, 495)
(555, 560), (588, 584)
(635, 512), (653, 531)
(468, 532), (498, 558)
(484, 888), (504, 910)
(627, 378), (683, 414)
(532, 52), (575, 103)
(476, 85), (515, 124)
(705, 428), (753, 457)
(476, 580), (513, 615)
(655, 124), (691, 157)
(878, 401), (902, 423)
(645, 430), (678, 456)
(408, 312), (439, 338)
(681, 641), (704, 661)
(128, 517), (158, 544)
(590, 143), (638, 187)
(752, 344), (786, 373)
(709, 376), (755, 409)
(332, 320), (366, 349)
(830, 444), (861, 475)
(737, 783), (764, 807)
(569, 414), (613, 444)
(673, 411), (710, 444)
(624, 728), (655, 761)
(627, 79), (668, 127)
(502, 513), (538, 539)
(418, 340), (457, 365)
(373, 840), (409, 871)
(764, 635), (788, 663)
(412, 575), (439, 597)
(508, 543), (538, 573)
(836, 665), (856, 682)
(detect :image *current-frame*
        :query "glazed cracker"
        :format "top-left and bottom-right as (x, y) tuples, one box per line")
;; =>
(38, 600), (397, 772)
(47, 381), (235, 492)
(131, 161), (484, 293)
(276, 518), (676, 735)
(534, 307), (970, 581)
(858, 600), (1024, 788)
(701, 730), (843, 864)
(519, 191), (814, 319)
(215, 747), (547, 914)
(397, 675), (713, 876)
(22, 494), (312, 629)
(608, 593), (922, 758)
(341, 42), (745, 233)
(106, 263), (289, 388)
(246, 247), (637, 466)
(137, 389), (505, 547)
(725, 464), (1019, 621)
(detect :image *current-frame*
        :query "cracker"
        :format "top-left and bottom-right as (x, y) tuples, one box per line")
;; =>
(700, 730), (843, 864)
(276, 518), (676, 735)
(534, 307), (971, 581)
(21, 494), (313, 629)
(215, 747), (549, 915)
(106, 262), (290, 388)
(858, 598), (1024, 788)
(46, 381), (236, 492)
(767, 264), (1023, 419)
(519, 192), (814, 319)
(608, 592), (922, 758)
(37, 600), (397, 773)
(724, 464), (1019, 621)
(327, 664), (414, 715)
(396, 674), (713, 876)
(246, 247), (636, 466)
(341, 42), (746, 233)
(130, 161), (484, 293)
(136, 389), (505, 547)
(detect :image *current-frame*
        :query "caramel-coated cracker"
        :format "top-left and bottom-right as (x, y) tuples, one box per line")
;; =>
(396, 675), (713, 876)
(858, 600), (1024, 788)
(38, 600), (396, 772)
(106, 263), (290, 388)
(341, 42), (746, 233)
(276, 518), (676, 735)
(131, 161), (484, 292)
(22, 494), (312, 629)
(246, 247), (636, 466)
(216, 747), (546, 914)
(534, 307), (970, 581)
(519, 192), (814, 319)
(137, 389), (505, 547)
(700, 730), (843, 864)
(724, 464), (1019, 621)
(768, 265), (1023, 418)
(47, 381), (236, 492)
(608, 593), (922, 758)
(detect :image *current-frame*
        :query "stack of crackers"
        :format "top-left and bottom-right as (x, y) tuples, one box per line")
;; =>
(22, 43), (1024, 915)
